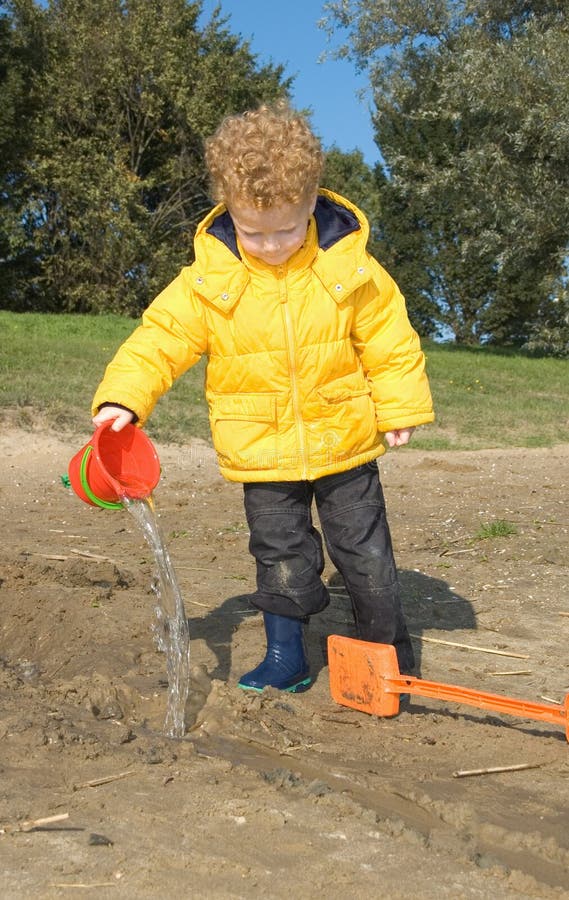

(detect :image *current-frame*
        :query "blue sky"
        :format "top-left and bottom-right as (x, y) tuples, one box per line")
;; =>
(198, 0), (379, 165)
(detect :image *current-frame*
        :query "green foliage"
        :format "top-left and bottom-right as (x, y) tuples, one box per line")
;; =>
(322, 1), (569, 349)
(0, 0), (46, 300)
(0, 0), (289, 314)
(522, 292), (569, 358)
(2, 0), (567, 354)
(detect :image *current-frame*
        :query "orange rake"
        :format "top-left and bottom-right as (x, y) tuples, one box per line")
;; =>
(328, 636), (569, 742)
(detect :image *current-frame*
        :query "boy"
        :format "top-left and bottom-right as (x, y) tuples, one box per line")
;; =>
(92, 103), (434, 693)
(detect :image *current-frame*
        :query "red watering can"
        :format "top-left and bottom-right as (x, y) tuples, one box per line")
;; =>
(68, 421), (160, 510)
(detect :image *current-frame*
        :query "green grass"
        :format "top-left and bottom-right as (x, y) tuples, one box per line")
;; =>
(475, 519), (518, 539)
(1, 311), (568, 449)
(419, 340), (569, 450)
(0, 311), (209, 443)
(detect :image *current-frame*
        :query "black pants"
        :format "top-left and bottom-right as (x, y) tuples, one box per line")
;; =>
(243, 461), (414, 673)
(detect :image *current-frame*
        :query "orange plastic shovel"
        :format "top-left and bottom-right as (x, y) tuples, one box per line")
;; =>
(328, 636), (569, 742)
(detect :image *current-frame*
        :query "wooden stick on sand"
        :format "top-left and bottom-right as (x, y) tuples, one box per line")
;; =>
(1, 813), (69, 834)
(73, 770), (135, 790)
(487, 670), (533, 677)
(49, 883), (117, 889)
(69, 548), (117, 563)
(410, 634), (530, 659)
(453, 763), (541, 778)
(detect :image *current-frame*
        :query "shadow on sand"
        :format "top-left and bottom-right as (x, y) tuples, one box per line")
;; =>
(186, 567), (476, 685)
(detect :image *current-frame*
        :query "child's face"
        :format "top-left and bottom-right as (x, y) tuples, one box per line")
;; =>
(228, 195), (317, 266)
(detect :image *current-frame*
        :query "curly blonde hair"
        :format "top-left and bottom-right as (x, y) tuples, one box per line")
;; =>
(205, 102), (324, 209)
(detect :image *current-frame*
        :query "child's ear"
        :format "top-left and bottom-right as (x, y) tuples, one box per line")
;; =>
(308, 193), (318, 216)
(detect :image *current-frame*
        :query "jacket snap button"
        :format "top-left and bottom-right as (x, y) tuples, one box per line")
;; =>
(196, 276), (204, 284)
(335, 284), (343, 292)
(357, 267), (365, 274)
(221, 292), (229, 300)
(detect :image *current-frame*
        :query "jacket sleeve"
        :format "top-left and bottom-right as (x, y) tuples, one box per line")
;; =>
(92, 269), (208, 426)
(351, 258), (434, 432)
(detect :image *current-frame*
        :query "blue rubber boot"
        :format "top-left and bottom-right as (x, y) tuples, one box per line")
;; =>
(238, 612), (311, 693)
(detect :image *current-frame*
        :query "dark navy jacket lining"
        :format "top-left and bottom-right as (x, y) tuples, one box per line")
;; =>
(205, 195), (360, 259)
(206, 210), (241, 259)
(313, 195), (360, 250)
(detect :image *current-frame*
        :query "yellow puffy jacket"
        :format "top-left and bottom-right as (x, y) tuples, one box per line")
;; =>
(92, 189), (434, 482)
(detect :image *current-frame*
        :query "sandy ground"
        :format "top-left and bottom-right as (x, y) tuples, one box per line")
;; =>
(1, 427), (568, 899)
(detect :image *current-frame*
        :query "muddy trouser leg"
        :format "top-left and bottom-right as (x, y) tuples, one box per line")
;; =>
(243, 480), (331, 619)
(313, 461), (415, 674)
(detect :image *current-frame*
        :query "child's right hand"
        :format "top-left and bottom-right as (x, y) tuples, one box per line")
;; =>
(92, 405), (135, 432)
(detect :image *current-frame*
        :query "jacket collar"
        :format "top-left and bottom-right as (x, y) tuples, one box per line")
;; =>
(191, 189), (372, 311)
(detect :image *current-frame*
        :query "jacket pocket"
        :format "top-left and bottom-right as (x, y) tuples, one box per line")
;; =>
(316, 374), (371, 404)
(209, 393), (278, 471)
(310, 374), (377, 454)
(317, 384), (371, 403)
(211, 392), (277, 423)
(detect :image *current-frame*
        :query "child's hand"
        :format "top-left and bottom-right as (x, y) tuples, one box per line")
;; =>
(92, 405), (135, 432)
(384, 427), (415, 448)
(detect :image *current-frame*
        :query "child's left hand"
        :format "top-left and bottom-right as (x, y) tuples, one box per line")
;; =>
(384, 427), (415, 448)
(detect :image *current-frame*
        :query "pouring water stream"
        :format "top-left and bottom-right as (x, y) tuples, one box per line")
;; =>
(123, 497), (191, 738)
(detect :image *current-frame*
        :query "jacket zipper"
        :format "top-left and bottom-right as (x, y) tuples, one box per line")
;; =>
(279, 268), (308, 479)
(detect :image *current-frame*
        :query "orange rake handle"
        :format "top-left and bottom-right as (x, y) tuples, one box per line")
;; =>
(391, 674), (569, 733)
(328, 636), (569, 742)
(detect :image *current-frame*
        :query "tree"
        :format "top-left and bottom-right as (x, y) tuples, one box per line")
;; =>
(0, 0), (45, 301)
(1, 0), (289, 313)
(322, 0), (569, 346)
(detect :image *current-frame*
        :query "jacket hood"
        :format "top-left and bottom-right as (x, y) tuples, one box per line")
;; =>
(190, 189), (372, 313)
(195, 188), (370, 254)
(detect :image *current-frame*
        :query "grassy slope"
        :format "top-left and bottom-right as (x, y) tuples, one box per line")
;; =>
(1, 311), (568, 449)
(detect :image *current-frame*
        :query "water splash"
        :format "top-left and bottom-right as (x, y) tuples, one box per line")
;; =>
(123, 498), (190, 738)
